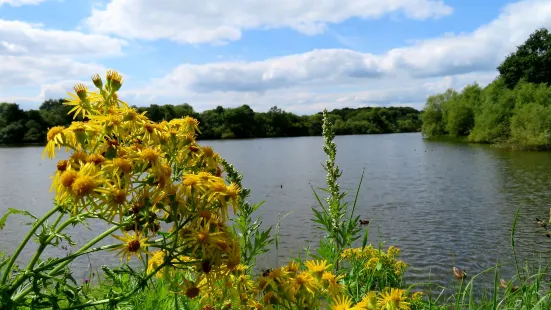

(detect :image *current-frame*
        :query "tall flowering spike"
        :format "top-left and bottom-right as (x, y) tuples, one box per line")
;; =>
(73, 84), (88, 101)
(91, 74), (103, 89)
(106, 69), (123, 92)
(322, 109), (342, 224)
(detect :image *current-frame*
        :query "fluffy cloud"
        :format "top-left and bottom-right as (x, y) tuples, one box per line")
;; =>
(0, 19), (123, 98)
(0, 56), (104, 87)
(0, 20), (126, 56)
(86, 0), (452, 44)
(123, 70), (497, 115)
(114, 0), (547, 114)
(0, 0), (44, 6)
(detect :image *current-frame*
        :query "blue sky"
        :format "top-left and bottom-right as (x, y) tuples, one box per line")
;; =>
(1, 0), (550, 114)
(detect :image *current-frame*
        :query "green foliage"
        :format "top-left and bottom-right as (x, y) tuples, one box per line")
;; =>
(311, 110), (363, 270)
(498, 27), (551, 89)
(0, 100), (78, 144)
(422, 78), (551, 149)
(221, 158), (273, 270)
(1, 100), (421, 145)
(422, 27), (551, 150)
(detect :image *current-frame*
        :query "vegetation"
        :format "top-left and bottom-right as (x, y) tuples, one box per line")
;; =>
(421, 27), (551, 150)
(1, 71), (549, 309)
(0, 100), (421, 144)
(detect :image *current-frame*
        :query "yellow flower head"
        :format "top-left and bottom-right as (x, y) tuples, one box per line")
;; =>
(305, 260), (332, 277)
(91, 73), (103, 89)
(356, 291), (378, 310)
(47, 126), (65, 142)
(330, 295), (355, 310)
(112, 231), (150, 262)
(73, 83), (88, 101)
(147, 250), (166, 277)
(377, 288), (410, 310)
(106, 69), (124, 91)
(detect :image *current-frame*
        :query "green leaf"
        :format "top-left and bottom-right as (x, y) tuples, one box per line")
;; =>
(0, 208), (39, 230)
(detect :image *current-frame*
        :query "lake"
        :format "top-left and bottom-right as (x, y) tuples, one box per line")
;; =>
(1, 133), (551, 294)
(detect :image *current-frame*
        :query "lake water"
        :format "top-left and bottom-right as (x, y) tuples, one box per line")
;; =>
(1, 133), (551, 295)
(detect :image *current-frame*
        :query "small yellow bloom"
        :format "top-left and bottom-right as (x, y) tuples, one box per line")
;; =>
(356, 291), (378, 310)
(377, 288), (410, 310)
(112, 231), (150, 262)
(330, 295), (355, 310)
(305, 260), (332, 277)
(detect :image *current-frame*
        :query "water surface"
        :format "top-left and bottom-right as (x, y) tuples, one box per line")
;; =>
(1, 133), (550, 293)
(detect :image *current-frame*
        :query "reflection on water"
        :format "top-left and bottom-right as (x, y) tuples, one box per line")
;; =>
(1, 133), (550, 293)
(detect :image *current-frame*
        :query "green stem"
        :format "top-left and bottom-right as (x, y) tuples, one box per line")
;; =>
(25, 215), (76, 273)
(12, 225), (119, 303)
(51, 211), (65, 230)
(1, 205), (62, 285)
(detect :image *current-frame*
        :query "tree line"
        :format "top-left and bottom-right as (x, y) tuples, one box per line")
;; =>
(0, 99), (422, 144)
(421, 27), (551, 150)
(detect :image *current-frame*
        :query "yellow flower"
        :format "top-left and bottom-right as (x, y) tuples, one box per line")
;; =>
(305, 260), (332, 277)
(226, 183), (241, 214)
(411, 292), (424, 300)
(147, 250), (166, 278)
(365, 256), (380, 270)
(111, 231), (150, 262)
(291, 272), (318, 295)
(331, 295), (356, 310)
(387, 246), (401, 257)
(43, 126), (65, 159)
(377, 288), (410, 310)
(284, 261), (300, 274)
(356, 291), (378, 310)
(394, 261), (408, 275)
(180, 220), (228, 260)
(321, 271), (344, 297)
(106, 69), (124, 91)
(71, 164), (103, 198)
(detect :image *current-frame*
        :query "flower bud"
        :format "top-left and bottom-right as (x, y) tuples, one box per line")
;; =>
(91, 74), (103, 89)
(73, 84), (88, 101)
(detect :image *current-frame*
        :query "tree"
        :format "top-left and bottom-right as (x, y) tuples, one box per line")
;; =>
(498, 28), (551, 89)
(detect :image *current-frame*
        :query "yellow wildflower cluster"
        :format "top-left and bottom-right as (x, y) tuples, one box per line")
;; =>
(41, 70), (420, 309)
(341, 245), (408, 277)
(176, 259), (344, 309)
(44, 70), (241, 295)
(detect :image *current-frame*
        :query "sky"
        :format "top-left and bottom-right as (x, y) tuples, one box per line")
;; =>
(0, 0), (550, 115)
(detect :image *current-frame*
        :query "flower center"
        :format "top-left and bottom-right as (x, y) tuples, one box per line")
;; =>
(60, 170), (78, 188)
(71, 176), (96, 197)
(127, 239), (141, 252)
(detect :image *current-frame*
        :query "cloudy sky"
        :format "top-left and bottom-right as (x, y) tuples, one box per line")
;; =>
(1, 0), (550, 114)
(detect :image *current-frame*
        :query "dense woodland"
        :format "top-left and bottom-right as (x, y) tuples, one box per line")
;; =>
(0, 99), (422, 144)
(422, 27), (551, 150)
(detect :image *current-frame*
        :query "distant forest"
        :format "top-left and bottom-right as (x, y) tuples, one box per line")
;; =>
(0, 100), (422, 144)
(421, 27), (551, 150)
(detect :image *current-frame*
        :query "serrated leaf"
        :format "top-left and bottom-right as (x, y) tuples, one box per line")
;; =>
(0, 208), (38, 230)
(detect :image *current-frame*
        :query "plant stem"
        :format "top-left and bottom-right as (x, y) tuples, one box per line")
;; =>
(1, 205), (62, 285)
(25, 215), (76, 272)
(12, 225), (119, 303)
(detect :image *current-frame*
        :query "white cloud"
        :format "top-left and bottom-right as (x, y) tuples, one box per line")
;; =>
(0, 20), (126, 56)
(0, 0), (44, 6)
(131, 0), (550, 106)
(86, 0), (452, 44)
(5, 0), (551, 115)
(0, 56), (105, 87)
(0, 19), (121, 99)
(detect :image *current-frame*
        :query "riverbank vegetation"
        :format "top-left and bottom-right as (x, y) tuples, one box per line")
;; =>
(1, 70), (550, 309)
(0, 100), (421, 145)
(421, 28), (551, 150)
